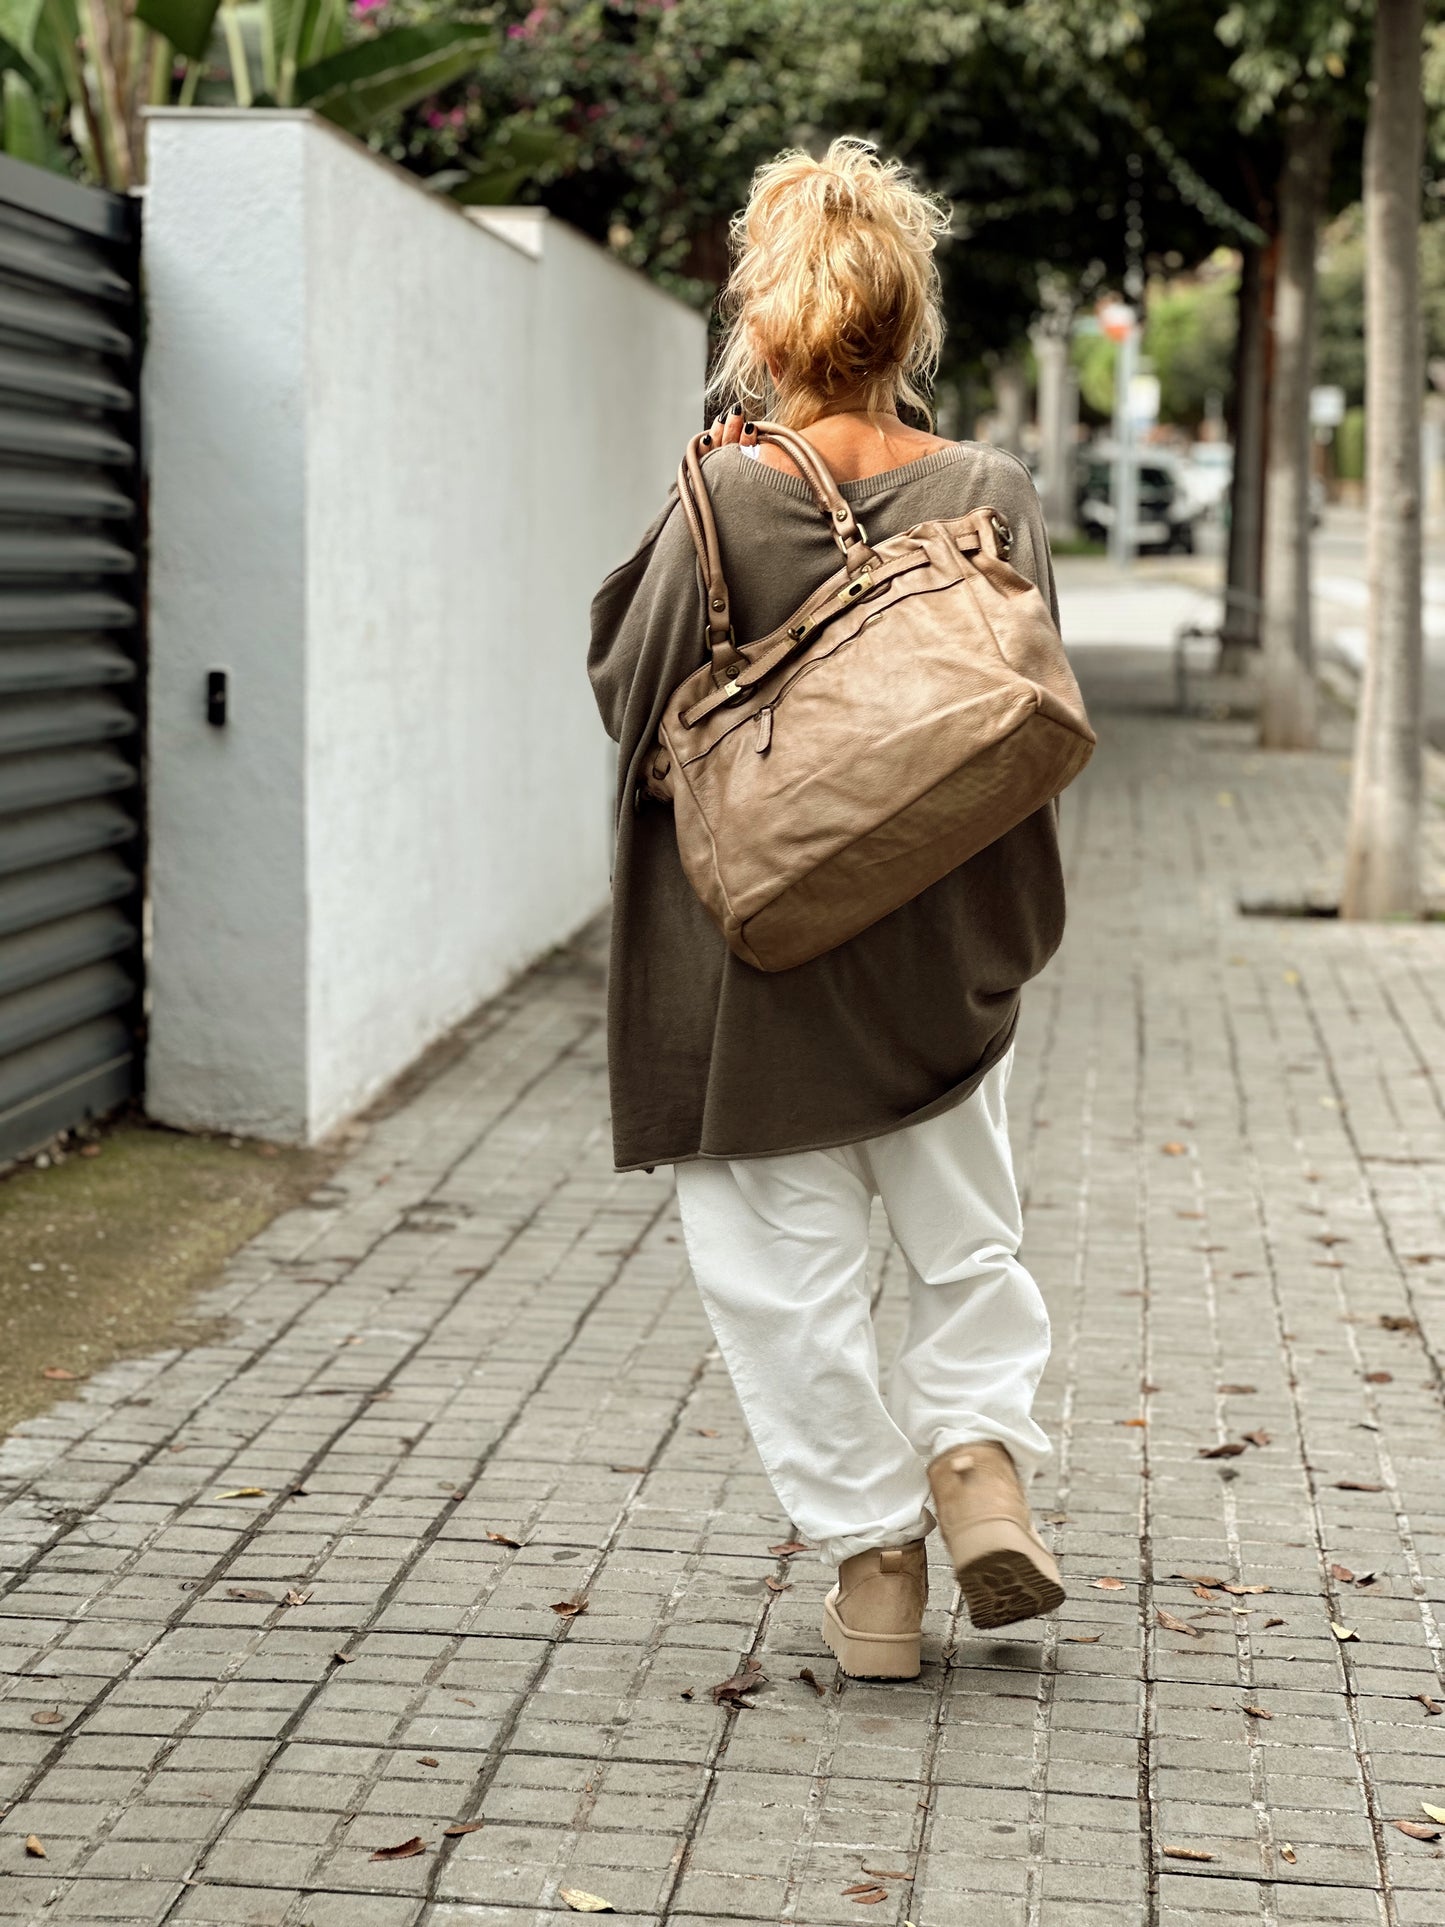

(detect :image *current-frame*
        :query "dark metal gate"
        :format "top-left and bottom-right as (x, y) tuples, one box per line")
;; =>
(0, 158), (143, 1164)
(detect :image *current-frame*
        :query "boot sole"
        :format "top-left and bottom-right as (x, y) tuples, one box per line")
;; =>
(951, 1520), (1065, 1630)
(820, 1591), (922, 1680)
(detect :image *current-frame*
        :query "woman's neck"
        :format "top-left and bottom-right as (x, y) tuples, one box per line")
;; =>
(757, 402), (952, 484)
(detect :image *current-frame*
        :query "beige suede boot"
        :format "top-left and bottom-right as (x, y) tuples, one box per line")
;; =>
(820, 1539), (928, 1679)
(927, 1442), (1064, 1630)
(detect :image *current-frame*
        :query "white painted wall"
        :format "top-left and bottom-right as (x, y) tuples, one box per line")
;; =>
(143, 111), (704, 1141)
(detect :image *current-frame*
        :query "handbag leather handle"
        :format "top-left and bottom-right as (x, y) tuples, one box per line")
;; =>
(677, 421), (878, 681)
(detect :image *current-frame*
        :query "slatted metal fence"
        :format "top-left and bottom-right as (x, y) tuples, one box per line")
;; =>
(0, 158), (143, 1164)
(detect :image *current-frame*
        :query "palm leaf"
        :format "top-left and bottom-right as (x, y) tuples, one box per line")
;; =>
(294, 23), (495, 137)
(136, 0), (222, 61)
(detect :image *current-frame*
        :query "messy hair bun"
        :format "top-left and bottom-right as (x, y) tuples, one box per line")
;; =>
(707, 137), (950, 429)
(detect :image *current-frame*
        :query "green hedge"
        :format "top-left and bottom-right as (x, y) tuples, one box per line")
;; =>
(1336, 406), (1366, 481)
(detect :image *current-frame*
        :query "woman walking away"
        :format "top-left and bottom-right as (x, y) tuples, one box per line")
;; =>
(588, 138), (1073, 1681)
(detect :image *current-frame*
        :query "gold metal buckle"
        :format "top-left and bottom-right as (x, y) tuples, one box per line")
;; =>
(723, 677), (742, 698)
(837, 568), (874, 604)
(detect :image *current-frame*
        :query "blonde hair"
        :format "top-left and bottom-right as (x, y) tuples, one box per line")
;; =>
(707, 137), (950, 430)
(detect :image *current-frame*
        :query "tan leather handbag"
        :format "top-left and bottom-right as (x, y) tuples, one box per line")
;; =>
(644, 423), (1095, 972)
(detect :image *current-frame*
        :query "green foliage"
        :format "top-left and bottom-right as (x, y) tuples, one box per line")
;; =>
(1146, 268), (1236, 421)
(293, 21), (496, 133)
(1073, 266), (1237, 426)
(1316, 203), (1445, 409)
(1, 67), (47, 162)
(1335, 403), (1365, 481)
(136, 0), (222, 61)
(1215, 0), (1370, 128)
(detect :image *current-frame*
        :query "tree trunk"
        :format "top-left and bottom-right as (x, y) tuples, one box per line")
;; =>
(1259, 112), (1330, 748)
(1221, 241), (1268, 671)
(991, 350), (1028, 455)
(1342, 0), (1426, 917)
(1032, 315), (1076, 539)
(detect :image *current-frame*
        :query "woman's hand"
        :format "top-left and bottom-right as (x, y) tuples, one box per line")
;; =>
(700, 403), (760, 451)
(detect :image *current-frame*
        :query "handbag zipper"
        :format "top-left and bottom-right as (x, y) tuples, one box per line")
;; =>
(755, 706), (773, 753)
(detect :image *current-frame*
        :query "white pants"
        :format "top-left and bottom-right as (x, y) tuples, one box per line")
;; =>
(673, 1050), (1051, 1566)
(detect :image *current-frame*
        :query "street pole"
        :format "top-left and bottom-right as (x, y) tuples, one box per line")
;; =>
(1108, 311), (1138, 569)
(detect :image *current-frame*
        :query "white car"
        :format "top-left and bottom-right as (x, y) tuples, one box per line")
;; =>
(1183, 442), (1233, 517)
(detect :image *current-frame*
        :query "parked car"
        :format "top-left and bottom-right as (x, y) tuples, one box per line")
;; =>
(1075, 448), (1202, 553)
(1183, 441), (1233, 517)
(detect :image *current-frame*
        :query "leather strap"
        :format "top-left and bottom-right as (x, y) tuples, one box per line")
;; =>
(678, 522), (988, 731)
(677, 421), (879, 682)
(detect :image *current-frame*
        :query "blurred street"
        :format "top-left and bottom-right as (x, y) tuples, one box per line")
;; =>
(1057, 508), (1445, 748)
(3, 646), (1443, 1927)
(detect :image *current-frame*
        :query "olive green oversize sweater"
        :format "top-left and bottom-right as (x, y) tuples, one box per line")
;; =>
(587, 441), (1069, 1172)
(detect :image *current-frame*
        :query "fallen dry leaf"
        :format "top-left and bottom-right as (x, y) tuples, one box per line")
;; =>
(1064, 1634), (1102, 1643)
(679, 1688), (694, 1701)
(1421, 1802), (1445, 1824)
(1116, 1417), (1148, 1427)
(485, 1531), (522, 1548)
(1330, 1623), (1360, 1642)
(1221, 1583), (1271, 1597)
(417, 1756), (438, 1768)
(1264, 1617), (1286, 1629)
(1354, 1571), (1379, 1587)
(694, 1428), (719, 1437)
(842, 1885), (890, 1905)
(40, 1367), (79, 1381)
(1092, 1577), (1127, 1591)
(282, 1590), (312, 1608)
(216, 1487), (267, 1500)
(1218, 1383), (1257, 1394)
(1416, 1694), (1442, 1716)
(764, 1577), (791, 1594)
(1279, 1842), (1297, 1863)
(768, 1540), (809, 1557)
(369, 1837), (426, 1862)
(332, 1651), (355, 1665)
(1330, 1564), (1356, 1583)
(225, 1588), (273, 1603)
(1199, 1442), (1247, 1459)
(1162, 1846), (1214, 1862)
(1157, 1610), (1203, 1639)
(1380, 1315), (1418, 1332)
(558, 1890), (615, 1913)
(30, 1708), (63, 1726)
(1364, 1371), (1393, 1384)
(550, 1595), (589, 1618)
(1395, 1819), (1441, 1842)
(1193, 1585), (1218, 1602)
(797, 1667), (826, 1697)
(1242, 1430), (1271, 1449)
(860, 1867), (911, 1880)
(24, 1835), (44, 1858)
(1335, 1481), (1384, 1493)
(1173, 1572), (1227, 1588)
(712, 1656), (766, 1707)
(443, 1822), (483, 1837)
(1243, 1705), (1273, 1720)
(1160, 1141), (1188, 1156)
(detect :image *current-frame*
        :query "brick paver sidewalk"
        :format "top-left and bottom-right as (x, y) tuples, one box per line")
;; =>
(3, 650), (1445, 1927)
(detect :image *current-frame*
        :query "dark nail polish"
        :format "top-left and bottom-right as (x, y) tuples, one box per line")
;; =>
(731, 402), (743, 415)
(744, 423), (755, 435)
(701, 433), (712, 445)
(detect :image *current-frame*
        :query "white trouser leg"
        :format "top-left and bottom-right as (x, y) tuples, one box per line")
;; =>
(865, 1053), (1053, 1483)
(673, 1143), (935, 1566)
(672, 1050), (1052, 1567)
